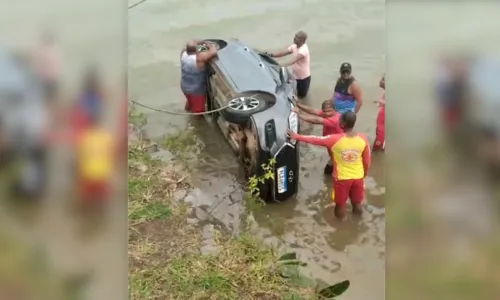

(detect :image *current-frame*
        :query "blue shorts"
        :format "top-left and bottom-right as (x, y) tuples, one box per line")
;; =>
(334, 99), (357, 114)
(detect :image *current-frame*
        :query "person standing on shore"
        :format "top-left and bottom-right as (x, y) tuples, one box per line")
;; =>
(373, 74), (385, 151)
(180, 40), (217, 117)
(333, 62), (363, 114)
(267, 31), (311, 99)
(287, 111), (371, 219)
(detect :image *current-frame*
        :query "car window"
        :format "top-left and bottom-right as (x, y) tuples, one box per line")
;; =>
(257, 53), (282, 86)
(259, 53), (279, 66)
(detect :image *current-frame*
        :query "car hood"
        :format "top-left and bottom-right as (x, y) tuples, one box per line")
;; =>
(214, 42), (279, 95)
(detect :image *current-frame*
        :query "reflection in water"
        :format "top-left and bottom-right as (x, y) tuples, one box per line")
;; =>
(323, 214), (368, 252)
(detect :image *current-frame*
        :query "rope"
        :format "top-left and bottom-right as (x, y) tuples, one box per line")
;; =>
(128, 0), (148, 9)
(129, 99), (232, 116)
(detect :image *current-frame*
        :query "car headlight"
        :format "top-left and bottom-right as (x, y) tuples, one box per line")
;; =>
(288, 112), (298, 144)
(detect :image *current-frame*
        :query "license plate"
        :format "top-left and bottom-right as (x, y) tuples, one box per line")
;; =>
(277, 166), (287, 194)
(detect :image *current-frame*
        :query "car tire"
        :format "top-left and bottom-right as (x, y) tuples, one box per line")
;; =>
(222, 93), (268, 125)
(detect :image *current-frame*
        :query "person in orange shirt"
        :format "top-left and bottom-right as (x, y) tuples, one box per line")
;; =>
(373, 74), (385, 151)
(292, 100), (342, 174)
(287, 111), (371, 219)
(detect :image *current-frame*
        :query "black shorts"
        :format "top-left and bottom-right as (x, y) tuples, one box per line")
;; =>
(296, 76), (311, 98)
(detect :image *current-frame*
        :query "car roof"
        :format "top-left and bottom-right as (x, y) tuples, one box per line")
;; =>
(213, 40), (279, 95)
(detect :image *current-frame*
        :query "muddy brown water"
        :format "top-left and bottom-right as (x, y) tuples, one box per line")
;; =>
(129, 0), (385, 299)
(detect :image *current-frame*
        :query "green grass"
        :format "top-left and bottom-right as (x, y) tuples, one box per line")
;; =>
(128, 141), (321, 299)
(129, 202), (171, 221)
(161, 126), (200, 162)
(128, 110), (349, 299)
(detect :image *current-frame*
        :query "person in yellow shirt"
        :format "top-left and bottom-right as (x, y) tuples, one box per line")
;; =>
(77, 114), (114, 205)
(287, 111), (371, 219)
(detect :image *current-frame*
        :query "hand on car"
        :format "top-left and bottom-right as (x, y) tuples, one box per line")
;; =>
(291, 107), (300, 113)
(286, 129), (298, 139)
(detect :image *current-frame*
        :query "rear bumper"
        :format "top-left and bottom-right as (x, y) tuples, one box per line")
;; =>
(260, 142), (298, 202)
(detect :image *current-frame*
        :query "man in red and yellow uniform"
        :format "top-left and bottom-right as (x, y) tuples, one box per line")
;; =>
(287, 111), (371, 219)
(77, 115), (115, 205)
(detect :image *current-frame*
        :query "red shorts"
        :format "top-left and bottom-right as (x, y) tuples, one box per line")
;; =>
(373, 106), (385, 151)
(183, 93), (206, 115)
(79, 178), (110, 203)
(331, 179), (365, 206)
(441, 107), (459, 129)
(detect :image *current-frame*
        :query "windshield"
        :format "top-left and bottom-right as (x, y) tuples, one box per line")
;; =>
(258, 53), (282, 86)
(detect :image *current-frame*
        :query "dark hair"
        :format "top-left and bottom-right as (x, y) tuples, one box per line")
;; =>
(296, 31), (308, 41)
(341, 111), (357, 129)
(321, 100), (333, 110)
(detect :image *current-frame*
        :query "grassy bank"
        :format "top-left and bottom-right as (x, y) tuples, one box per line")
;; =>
(128, 106), (349, 299)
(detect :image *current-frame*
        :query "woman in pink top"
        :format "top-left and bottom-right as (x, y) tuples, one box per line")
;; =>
(268, 31), (311, 99)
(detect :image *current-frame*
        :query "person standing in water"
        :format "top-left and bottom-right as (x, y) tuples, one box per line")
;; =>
(292, 100), (342, 174)
(373, 74), (385, 151)
(287, 111), (371, 219)
(268, 31), (311, 99)
(32, 30), (61, 104)
(333, 62), (363, 113)
(180, 40), (218, 117)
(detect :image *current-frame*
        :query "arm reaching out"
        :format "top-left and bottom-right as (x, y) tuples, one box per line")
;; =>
(281, 53), (304, 67)
(296, 102), (323, 116)
(287, 130), (339, 148)
(352, 81), (363, 113)
(196, 43), (217, 70)
(297, 113), (324, 125)
(269, 47), (293, 58)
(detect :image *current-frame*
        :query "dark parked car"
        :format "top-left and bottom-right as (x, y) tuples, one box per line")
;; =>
(200, 39), (299, 202)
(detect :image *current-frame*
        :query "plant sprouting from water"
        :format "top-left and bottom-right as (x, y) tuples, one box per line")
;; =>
(246, 158), (276, 210)
(276, 252), (351, 299)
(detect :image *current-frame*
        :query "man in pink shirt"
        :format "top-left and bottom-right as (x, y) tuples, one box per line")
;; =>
(268, 31), (311, 98)
(292, 100), (342, 174)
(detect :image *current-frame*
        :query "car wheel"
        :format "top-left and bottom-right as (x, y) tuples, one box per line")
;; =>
(223, 94), (268, 125)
